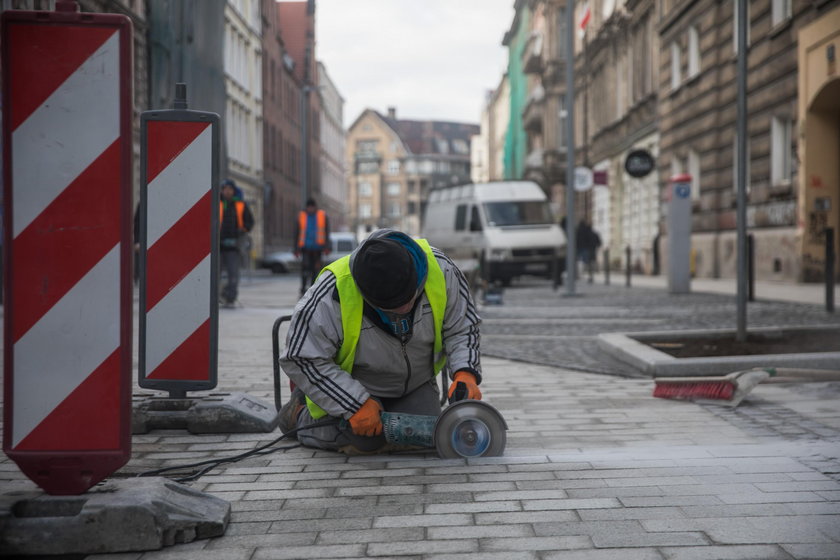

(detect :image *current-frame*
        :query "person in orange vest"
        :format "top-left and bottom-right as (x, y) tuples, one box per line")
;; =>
(219, 179), (254, 307)
(294, 198), (330, 296)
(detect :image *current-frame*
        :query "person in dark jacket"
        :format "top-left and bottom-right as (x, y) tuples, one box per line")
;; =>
(278, 228), (482, 455)
(577, 220), (602, 284)
(219, 179), (254, 306)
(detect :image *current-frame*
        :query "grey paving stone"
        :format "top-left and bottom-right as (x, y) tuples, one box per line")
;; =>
(315, 527), (424, 545)
(541, 547), (665, 559)
(480, 535), (591, 551)
(659, 544), (796, 559)
(372, 513), (472, 528)
(578, 506), (686, 521)
(474, 510), (579, 524)
(365, 538), (478, 556)
(429, 524), (534, 540)
(718, 491), (826, 504)
(780, 543), (840, 559)
(204, 531), (317, 549)
(269, 517), (372, 533)
(642, 516), (838, 544)
(593, 530), (709, 548)
(522, 497), (622, 510)
(251, 544), (367, 559)
(425, 553), (538, 560)
(334, 484), (423, 497)
(424, 500), (521, 514)
(476, 489), (569, 501)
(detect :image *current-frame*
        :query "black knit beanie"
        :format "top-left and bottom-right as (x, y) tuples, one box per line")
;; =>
(352, 238), (418, 309)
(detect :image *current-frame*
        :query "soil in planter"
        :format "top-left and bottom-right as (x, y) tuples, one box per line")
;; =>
(644, 330), (840, 358)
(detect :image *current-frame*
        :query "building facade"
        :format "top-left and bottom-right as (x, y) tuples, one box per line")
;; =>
(660, 0), (840, 283)
(346, 108), (477, 239)
(224, 0), (264, 260)
(277, 0), (322, 216)
(317, 61), (347, 231)
(261, 0), (303, 253)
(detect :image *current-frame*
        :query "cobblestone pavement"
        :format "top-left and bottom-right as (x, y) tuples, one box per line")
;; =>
(1, 272), (839, 559)
(479, 276), (840, 376)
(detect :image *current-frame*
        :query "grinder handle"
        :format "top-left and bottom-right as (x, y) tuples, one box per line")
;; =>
(448, 381), (468, 404)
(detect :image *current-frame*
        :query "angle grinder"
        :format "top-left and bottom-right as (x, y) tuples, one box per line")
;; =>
(380, 398), (508, 459)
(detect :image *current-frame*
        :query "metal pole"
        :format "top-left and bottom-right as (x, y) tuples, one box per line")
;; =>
(604, 248), (610, 285)
(565, 0), (577, 296)
(747, 233), (755, 302)
(625, 245), (631, 287)
(827, 227), (836, 313)
(735, 0), (749, 342)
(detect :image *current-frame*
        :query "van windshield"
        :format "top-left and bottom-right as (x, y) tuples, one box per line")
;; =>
(483, 201), (554, 227)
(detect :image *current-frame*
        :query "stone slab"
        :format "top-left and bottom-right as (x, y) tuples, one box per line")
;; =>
(0, 477), (229, 555)
(597, 327), (840, 376)
(132, 392), (280, 434)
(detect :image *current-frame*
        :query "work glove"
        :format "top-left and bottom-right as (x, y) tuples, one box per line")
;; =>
(448, 371), (482, 402)
(348, 398), (383, 437)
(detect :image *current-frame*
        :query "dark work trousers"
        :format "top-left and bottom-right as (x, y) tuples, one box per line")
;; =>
(220, 248), (241, 303)
(300, 249), (324, 294)
(295, 377), (442, 453)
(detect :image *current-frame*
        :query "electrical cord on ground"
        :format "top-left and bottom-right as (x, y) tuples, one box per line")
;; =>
(136, 418), (340, 483)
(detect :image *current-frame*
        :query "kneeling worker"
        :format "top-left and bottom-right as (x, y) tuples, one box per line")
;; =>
(278, 228), (482, 454)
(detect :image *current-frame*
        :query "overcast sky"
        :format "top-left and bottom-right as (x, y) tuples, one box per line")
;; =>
(307, 1), (515, 127)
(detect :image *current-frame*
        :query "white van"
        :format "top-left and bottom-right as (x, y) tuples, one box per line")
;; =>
(422, 181), (566, 285)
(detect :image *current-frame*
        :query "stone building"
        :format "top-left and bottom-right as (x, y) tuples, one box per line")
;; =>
(345, 108), (477, 239)
(317, 61), (347, 232)
(471, 75), (512, 184)
(224, 0), (264, 259)
(261, 0), (303, 253)
(660, 0), (840, 282)
(578, 0), (660, 272)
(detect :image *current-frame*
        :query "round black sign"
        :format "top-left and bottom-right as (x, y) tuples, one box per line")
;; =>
(625, 149), (655, 178)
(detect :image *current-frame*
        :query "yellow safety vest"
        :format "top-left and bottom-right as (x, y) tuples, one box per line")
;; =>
(306, 238), (447, 419)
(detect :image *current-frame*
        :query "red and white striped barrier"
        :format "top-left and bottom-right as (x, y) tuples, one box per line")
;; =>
(139, 110), (219, 393)
(2, 8), (133, 495)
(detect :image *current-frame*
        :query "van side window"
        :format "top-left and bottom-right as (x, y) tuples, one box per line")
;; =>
(454, 204), (467, 231)
(470, 206), (483, 232)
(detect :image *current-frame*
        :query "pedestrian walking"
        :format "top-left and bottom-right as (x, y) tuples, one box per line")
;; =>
(577, 220), (602, 284)
(278, 228), (482, 455)
(294, 198), (331, 297)
(219, 179), (254, 307)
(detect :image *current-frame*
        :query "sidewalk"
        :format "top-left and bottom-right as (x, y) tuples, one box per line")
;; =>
(2, 274), (840, 559)
(590, 271), (835, 307)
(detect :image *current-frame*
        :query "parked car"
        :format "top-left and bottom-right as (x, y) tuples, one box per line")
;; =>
(259, 232), (358, 274)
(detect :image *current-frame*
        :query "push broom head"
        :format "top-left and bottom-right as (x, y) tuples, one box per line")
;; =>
(652, 368), (773, 406)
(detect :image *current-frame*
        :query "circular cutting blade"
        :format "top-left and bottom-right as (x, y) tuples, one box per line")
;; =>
(434, 400), (507, 459)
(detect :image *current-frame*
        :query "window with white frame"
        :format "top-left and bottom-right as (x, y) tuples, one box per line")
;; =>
(387, 160), (400, 175)
(358, 182), (373, 197)
(388, 202), (401, 217)
(771, 0), (791, 27)
(687, 149), (700, 200)
(386, 182), (401, 196)
(771, 116), (793, 186)
(670, 41), (682, 90)
(359, 204), (372, 218)
(687, 26), (700, 78)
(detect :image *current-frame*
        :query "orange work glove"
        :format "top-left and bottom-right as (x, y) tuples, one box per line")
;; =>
(348, 398), (383, 437)
(448, 371), (482, 402)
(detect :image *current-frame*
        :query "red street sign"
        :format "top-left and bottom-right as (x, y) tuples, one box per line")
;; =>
(2, 6), (133, 495)
(138, 110), (220, 394)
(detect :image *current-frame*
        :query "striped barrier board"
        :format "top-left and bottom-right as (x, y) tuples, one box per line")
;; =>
(1, 7), (133, 495)
(138, 108), (220, 395)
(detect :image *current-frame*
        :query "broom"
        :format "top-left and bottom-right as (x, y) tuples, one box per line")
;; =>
(653, 367), (840, 407)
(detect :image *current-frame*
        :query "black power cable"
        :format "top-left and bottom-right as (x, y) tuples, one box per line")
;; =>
(136, 418), (340, 483)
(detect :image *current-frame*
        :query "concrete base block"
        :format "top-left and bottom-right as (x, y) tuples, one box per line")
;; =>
(0, 477), (229, 555)
(132, 392), (280, 434)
